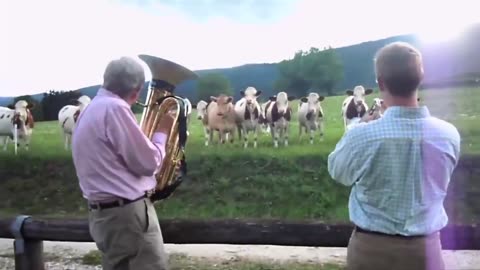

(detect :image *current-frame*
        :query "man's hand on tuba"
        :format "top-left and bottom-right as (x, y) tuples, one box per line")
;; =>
(156, 113), (175, 134)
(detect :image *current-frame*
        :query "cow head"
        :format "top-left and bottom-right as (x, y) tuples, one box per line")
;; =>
(240, 87), (261, 113)
(300, 93), (324, 119)
(346, 85), (373, 113)
(210, 95), (233, 117)
(9, 100), (35, 129)
(196, 100), (208, 120)
(368, 98), (385, 115)
(273, 92), (295, 115)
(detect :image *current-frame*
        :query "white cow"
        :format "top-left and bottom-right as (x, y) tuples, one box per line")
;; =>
(258, 101), (270, 134)
(58, 95), (91, 150)
(195, 100), (209, 143)
(0, 100), (35, 154)
(341, 85), (373, 132)
(234, 86), (262, 148)
(264, 91), (296, 147)
(298, 92), (325, 144)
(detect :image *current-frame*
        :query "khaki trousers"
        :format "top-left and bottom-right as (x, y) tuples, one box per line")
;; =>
(88, 198), (169, 270)
(346, 228), (445, 270)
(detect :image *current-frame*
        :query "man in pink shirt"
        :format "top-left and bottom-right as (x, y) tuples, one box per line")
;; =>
(72, 56), (173, 270)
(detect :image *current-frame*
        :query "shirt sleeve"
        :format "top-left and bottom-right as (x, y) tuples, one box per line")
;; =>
(105, 104), (167, 177)
(327, 132), (363, 186)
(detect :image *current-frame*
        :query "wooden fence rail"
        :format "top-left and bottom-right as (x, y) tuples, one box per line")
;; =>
(0, 216), (480, 270)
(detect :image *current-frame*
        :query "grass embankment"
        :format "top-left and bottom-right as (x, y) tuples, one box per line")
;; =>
(0, 87), (479, 223)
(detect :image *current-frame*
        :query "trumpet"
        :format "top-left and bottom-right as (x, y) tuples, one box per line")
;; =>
(137, 54), (198, 202)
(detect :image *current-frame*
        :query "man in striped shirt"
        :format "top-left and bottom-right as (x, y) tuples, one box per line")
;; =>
(328, 42), (461, 270)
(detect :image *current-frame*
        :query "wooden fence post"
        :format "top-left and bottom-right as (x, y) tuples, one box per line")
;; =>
(10, 215), (44, 270)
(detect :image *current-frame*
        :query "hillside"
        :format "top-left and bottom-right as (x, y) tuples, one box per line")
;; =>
(2, 24), (480, 106)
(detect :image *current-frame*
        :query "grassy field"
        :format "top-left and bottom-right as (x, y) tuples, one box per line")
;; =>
(0, 87), (479, 224)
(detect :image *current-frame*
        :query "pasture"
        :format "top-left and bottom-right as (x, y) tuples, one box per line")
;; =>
(0, 87), (479, 224)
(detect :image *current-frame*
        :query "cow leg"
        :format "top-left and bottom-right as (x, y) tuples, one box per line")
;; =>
(64, 133), (69, 150)
(2, 137), (7, 151)
(284, 125), (289, 147)
(220, 131), (226, 144)
(309, 126), (314, 144)
(253, 125), (258, 148)
(207, 128), (213, 146)
(243, 126), (248, 148)
(299, 124), (303, 140)
(319, 121), (324, 142)
(271, 125), (278, 148)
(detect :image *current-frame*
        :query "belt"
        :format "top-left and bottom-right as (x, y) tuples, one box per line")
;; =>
(355, 226), (430, 239)
(88, 193), (148, 210)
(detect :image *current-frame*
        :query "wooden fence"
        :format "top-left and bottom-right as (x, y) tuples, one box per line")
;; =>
(0, 216), (479, 270)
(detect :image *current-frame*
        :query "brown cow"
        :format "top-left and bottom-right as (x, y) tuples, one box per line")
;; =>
(205, 94), (236, 145)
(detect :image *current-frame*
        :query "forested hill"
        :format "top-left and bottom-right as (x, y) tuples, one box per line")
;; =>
(2, 25), (480, 106)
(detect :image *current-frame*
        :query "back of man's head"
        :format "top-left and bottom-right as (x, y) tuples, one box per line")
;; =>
(103, 57), (145, 99)
(374, 42), (424, 98)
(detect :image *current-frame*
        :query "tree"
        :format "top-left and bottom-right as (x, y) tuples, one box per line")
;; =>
(40, 90), (82, 121)
(196, 73), (233, 102)
(274, 47), (344, 96)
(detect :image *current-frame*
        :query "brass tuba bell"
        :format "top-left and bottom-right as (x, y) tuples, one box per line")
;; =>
(137, 54), (198, 202)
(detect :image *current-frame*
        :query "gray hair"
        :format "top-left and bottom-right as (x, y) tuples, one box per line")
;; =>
(102, 56), (145, 98)
(374, 42), (424, 97)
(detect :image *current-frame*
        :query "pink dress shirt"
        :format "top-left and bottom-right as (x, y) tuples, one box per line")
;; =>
(72, 88), (167, 202)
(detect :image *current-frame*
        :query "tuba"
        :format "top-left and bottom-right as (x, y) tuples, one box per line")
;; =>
(137, 54), (198, 202)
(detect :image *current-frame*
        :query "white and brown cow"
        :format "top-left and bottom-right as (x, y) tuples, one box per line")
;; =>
(234, 86), (262, 148)
(195, 100), (210, 143)
(298, 92), (325, 144)
(264, 91), (296, 147)
(341, 85), (373, 131)
(58, 95), (91, 150)
(205, 94), (237, 145)
(0, 100), (35, 154)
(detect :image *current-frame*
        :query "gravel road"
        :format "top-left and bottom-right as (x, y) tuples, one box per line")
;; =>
(0, 239), (479, 269)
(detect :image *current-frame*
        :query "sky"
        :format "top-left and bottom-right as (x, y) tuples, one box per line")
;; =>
(1, 0), (480, 96)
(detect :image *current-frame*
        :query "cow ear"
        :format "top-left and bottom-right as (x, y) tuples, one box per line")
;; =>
(192, 104), (197, 109)
(240, 91), (245, 96)
(417, 97), (421, 102)
(365, 88), (373, 95)
(210, 96), (217, 102)
(346, 90), (353, 96)
(227, 96), (233, 103)
(300, 97), (308, 103)
(319, 96), (325, 101)
(255, 90), (262, 96)
(7, 104), (14, 109)
(269, 96), (276, 101)
(288, 95), (296, 101)
(27, 103), (35, 109)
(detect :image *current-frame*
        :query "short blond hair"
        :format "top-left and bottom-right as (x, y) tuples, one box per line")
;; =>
(374, 42), (424, 97)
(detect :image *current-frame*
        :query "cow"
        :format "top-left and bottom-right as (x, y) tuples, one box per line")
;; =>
(298, 92), (325, 144)
(341, 85), (373, 132)
(364, 97), (385, 121)
(258, 101), (270, 134)
(205, 94), (236, 146)
(234, 87), (262, 148)
(264, 92), (296, 148)
(58, 95), (91, 150)
(195, 100), (210, 144)
(0, 100), (35, 154)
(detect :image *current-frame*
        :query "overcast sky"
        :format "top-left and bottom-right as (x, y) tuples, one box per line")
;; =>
(1, 0), (479, 96)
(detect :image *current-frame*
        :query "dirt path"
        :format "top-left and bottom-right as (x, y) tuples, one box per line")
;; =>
(1, 239), (479, 269)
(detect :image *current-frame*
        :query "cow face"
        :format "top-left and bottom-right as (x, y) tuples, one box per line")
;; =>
(301, 93), (324, 118)
(9, 100), (34, 129)
(196, 100), (208, 120)
(240, 87), (261, 113)
(275, 92), (295, 114)
(210, 95), (233, 117)
(346, 85), (373, 113)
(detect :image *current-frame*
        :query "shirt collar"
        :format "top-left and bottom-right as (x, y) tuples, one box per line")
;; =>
(96, 87), (130, 107)
(383, 106), (431, 119)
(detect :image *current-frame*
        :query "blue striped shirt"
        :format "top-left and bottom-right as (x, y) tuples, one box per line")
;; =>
(328, 106), (461, 236)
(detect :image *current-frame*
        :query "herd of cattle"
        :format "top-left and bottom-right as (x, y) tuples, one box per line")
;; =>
(0, 85), (390, 154)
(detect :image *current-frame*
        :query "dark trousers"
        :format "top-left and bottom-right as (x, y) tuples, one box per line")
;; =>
(347, 227), (445, 270)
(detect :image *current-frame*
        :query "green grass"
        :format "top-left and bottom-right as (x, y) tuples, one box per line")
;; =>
(0, 87), (479, 224)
